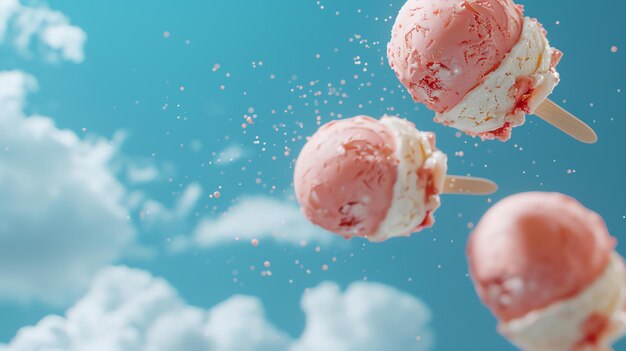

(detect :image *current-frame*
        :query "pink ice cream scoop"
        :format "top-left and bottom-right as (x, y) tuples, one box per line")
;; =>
(388, 0), (523, 112)
(294, 116), (448, 242)
(388, 0), (563, 141)
(468, 192), (626, 351)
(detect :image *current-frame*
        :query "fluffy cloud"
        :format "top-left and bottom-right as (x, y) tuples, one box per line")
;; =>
(293, 283), (433, 351)
(0, 266), (434, 351)
(141, 183), (203, 226)
(0, 0), (86, 63)
(184, 196), (333, 249)
(0, 71), (135, 304)
(126, 164), (159, 184)
(214, 144), (245, 165)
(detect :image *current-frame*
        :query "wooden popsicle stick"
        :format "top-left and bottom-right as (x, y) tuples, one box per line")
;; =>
(443, 175), (498, 195)
(534, 98), (598, 144)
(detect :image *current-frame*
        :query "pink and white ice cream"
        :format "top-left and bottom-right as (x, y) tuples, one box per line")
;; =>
(468, 192), (626, 351)
(294, 116), (447, 242)
(388, 0), (562, 141)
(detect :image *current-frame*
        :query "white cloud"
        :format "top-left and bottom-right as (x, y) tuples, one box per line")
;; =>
(214, 144), (245, 165)
(293, 283), (434, 351)
(186, 196), (333, 249)
(0, 0), (86, 63)
(140, 183), (203, 226)
(0, 266), (434, 351)
(126, 165), (159, 184)
(0, 0), (20, 40)
(0, 71), (135, 305)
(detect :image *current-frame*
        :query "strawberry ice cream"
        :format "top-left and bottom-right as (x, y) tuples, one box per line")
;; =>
(294, 116), (447, 242)
(467, 192), (626, 351)
(388, 0), (562, 141)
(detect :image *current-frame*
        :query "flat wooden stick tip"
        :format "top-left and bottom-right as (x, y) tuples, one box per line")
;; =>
(583, 129), (598, 144)
(443, 176), (498, 195)
(535, 99), (598, 144)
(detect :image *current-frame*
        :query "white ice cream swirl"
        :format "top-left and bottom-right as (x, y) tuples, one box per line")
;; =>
(368, 117), (447, 242)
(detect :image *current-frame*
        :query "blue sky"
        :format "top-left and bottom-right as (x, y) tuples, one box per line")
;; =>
(0, 0), (624, 350)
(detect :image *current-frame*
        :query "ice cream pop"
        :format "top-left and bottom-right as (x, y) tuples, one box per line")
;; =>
(387, 0), (597, 143)
(294, 116), (497, 242)
(467, 192), (626, 351)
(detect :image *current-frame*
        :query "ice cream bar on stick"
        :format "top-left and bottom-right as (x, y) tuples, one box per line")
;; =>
(468, 192), (626, 351)
(293, 116), (497, 243)
(387, 0), (598, 144)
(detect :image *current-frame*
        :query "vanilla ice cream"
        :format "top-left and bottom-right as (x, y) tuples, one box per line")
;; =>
(370, 117), (448, 242)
